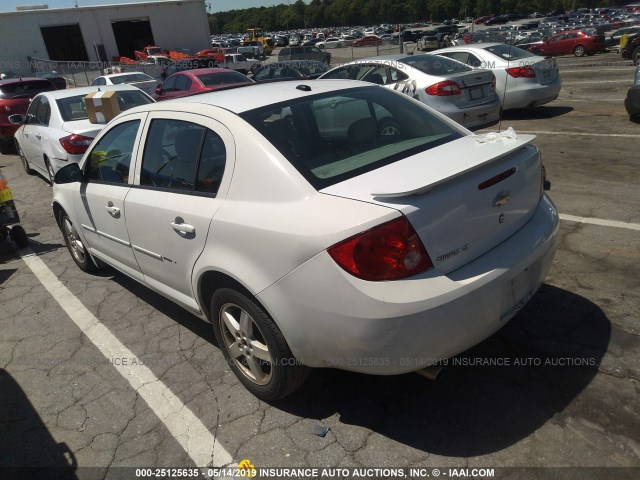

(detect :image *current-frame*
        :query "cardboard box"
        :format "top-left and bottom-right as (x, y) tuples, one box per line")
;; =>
(85, 90), (120, 124)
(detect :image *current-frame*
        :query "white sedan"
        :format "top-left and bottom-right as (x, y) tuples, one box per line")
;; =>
(51, 80), (558, 400)
(91, 71), (160, 96)
(316, 37), (345, 48)
(433, 43), (562, 110)
(11, 85), (154, 183)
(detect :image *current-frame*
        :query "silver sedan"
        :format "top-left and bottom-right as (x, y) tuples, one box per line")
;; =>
(319, 54), (501, 129)
(433, 43), (562, 110)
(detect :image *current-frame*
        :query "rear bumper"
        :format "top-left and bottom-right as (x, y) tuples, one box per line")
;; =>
(0, 123), (19, 141)
(259, 195), (559, 374)
(502, 79), (562, 110)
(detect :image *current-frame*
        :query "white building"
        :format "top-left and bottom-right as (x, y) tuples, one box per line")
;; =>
(0, 0), (210, 75)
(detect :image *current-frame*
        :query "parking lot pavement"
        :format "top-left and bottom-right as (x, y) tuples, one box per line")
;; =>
(1, 52), (639, 477)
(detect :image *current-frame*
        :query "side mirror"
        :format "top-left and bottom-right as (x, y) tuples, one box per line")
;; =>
(8, 114), (25, 124)
(54, 163), (82, 184)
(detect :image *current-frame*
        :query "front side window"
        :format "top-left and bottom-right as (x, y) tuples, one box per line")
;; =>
(140, 119), (226, 194)
(86, 120), (140, 184)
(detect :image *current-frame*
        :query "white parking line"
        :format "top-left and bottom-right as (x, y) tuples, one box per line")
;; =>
(519, 131), (640, 138)
(560, 80), (632, 84)
(19, 248), (233, 468)
(560, 214), (640, 231)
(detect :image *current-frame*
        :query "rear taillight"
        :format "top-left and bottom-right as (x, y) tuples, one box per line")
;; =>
(425, 80), (461, 96)
(506, 66), (536, 78)
(328, 216), (433, 281)
(491, 76), (496, 90)
(59, 134), (93, 155)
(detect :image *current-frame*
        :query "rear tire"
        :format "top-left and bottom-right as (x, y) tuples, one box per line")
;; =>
(59, 210), (96, 272)
(45, 158), (55, 184)
(573, 45), (586, 57)
(211, 288), (309, 401)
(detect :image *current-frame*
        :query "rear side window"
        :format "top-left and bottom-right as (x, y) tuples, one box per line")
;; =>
(140, 119), (226, 195)
(196, 71), (251, 87)
(240, 87), (462, 190)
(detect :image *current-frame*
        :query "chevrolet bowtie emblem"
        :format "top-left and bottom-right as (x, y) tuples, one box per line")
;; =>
(493, 191), (511, 207)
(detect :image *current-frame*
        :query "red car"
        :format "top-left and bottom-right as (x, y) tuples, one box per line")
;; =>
(529, 30), (606, 57)
(0, 77), (55, 153)
(154, 68), (254, 101)
(352, 36), (382, 47)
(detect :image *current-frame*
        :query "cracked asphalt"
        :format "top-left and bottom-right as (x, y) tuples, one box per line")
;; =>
(0, 52), (639, 478)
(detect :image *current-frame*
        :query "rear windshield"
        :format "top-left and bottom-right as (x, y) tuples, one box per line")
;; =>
(240, 86), (463, 190)
(0, 80), (53, 99)
(196, 71), (252, 87)
(400, 55), (472, 74)
(109, 73), (154, 84)
(56, 90), (153, 122)
(482, 44), (536, 60)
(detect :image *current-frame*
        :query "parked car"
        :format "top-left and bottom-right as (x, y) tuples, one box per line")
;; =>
(433, 44), (561, 110)
(621, 33), (640, 65)
(319, 54), (501, 129)
(0, 77), (56, 154)
(352, 35), (383, 47)
(528, 30), (606, 57)
(10, 85), (154, 183)
(625, 65), (640, 118)
(485, 15), (509, 25)
(316, 37), (345, 49)
(154, 68), (254, 101)
(34, 71), (67, 90)
(51, 80), (558, 400)
(252, 60), (329, 83)
(278, 46), (331, 65)
(417, 32), (440, 51)
(605, 26), (640, 48)
(91, 72), (159, 96)
(217, 53), (261, 75)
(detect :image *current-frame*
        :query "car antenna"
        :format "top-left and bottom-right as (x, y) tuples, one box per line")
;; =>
(498, 37), (514, 133)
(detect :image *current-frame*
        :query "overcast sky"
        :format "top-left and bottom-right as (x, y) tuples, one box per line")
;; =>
(1, 0), (294, 14)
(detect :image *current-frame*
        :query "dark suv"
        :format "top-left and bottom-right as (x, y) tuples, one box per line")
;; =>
(278, 46), (331, 65)
(621, 33), (640, 65)
(0, 77), (55, 153)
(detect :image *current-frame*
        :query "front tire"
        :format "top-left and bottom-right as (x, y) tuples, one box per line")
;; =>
(211, 288), (308, 401)
(59, 210), (96, 272)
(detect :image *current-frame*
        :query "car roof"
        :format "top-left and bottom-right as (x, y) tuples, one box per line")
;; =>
(101, 71), (151, 79)
(37, 84), (142, 100)
(0, 77), (51, 86)
(127, 79), (370, 114)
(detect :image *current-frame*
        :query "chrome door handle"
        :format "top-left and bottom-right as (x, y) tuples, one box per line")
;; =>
(105, 204), (120, 215)
(170, 222), (195, 234)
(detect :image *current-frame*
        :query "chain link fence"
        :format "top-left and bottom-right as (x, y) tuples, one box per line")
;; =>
(27, 56), (165, 87)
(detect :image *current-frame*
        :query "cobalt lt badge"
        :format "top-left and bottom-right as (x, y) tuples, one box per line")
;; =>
(499, 213), (505, 223)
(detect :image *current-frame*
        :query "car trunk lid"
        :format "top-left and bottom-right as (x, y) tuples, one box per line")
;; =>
(61, 119), (104, 138)
(445, 70), (497, 107)
(320, 133), (542, 275)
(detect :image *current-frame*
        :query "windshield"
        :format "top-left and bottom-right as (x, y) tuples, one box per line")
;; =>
(240, 87), (463, 190)
(56, 91), (153, 122)
(483, 44), (537, 60)
(109, 73), (154, 84)
(400, 55), (472, 74)
(196, 71), (252, 87)
(0, 80), (53, 99)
